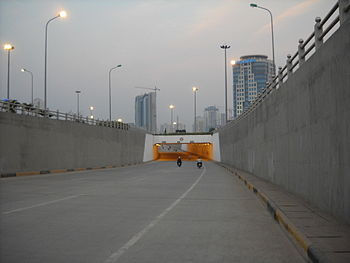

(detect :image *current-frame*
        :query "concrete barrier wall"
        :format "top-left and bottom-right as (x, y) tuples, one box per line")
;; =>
(143, 133), (154, 162)
(0, 112), (146, 174)
(219, 19), (350, 223)
(212, 132), (221, 162)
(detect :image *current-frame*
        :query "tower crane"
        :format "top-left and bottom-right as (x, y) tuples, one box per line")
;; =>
(134, 86), (160, 94)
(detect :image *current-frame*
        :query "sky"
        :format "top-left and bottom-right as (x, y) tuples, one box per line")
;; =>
(0, 0), (336, 131)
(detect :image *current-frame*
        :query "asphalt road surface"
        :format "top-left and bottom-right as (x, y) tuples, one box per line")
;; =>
(0, 161), (305, 263)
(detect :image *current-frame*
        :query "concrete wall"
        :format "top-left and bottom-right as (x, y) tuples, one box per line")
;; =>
(0, 113), (146, 174)
(143, 133), (154, 162)
(212, 132), (221, 162)
(219, 19), (350, 223)
(153, 134), (213, 144)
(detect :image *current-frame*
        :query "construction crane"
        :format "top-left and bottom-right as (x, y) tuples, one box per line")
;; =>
(134, 86), (160, 94)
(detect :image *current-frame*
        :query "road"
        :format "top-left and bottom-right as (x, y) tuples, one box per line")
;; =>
(0, 161), (305, 263)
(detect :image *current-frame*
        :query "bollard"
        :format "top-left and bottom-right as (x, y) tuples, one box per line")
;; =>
(339, 0), (350, 24)
(298, 39), (305, 66)
(314, 17), (323, 50)
(287, 54), (293, 78)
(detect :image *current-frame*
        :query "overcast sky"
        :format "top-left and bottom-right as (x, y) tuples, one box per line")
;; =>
(0, 0), (335, 130)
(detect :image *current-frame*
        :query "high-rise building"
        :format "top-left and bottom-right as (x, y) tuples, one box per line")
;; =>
(33, 98), (44, 109)
(193, 116), (205, 132)
(220, 113), (226, 127)
(135, 92), (157, 133)
(160, 122), (186, 134)
(204, 106), (219, 132)
(232, 55), (275, 118)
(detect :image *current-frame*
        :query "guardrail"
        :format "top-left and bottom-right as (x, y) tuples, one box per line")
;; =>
(227, 0), (349, 127)
(0, 100), (129, 130)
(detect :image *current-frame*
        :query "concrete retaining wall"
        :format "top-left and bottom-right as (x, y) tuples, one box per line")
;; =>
(219, 19), (350, 223)
(212, 132), (221, 162)
(0, 113), (146, 174)
(143, 133), (154, 162)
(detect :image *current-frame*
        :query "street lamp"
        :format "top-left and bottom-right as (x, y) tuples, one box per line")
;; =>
(4, 43), (15, 100)
(44, 10), (67, 110)
(108, 64), (122, 121)
(220, 44), (230, 124)
(173, 121), (177, 131)
(21, 68), (34, 105)
(250, 3), (275, 73)
(192, 86), (198, 132)
(75, 90), (81, 118)
(89, 106), (94, 119)
(169, 104), (175, 132)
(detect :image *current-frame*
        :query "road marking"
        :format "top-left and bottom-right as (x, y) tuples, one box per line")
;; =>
(2, 194), (83, 215)
(104, 166), (207, 263)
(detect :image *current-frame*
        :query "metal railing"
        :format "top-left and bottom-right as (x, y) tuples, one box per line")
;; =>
(0, 100), (129, 130)
(227, 0), (349, 127)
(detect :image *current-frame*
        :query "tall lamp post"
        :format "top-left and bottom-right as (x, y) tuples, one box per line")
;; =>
(108, 64), (122, 121)
(75, 90), (81, 118)
(21, 68), (34, 104)
(192, 86), (198, 132)
(169, 104), (175, 133)
(44, 10), (67, 110)
(250, 3), (275, 74)
(4, 44), (15, 100)
(220, 45), (230, 123)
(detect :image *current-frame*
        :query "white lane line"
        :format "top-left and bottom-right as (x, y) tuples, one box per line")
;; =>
(2, 194), (83, 215)
(104, 166), (207, 263)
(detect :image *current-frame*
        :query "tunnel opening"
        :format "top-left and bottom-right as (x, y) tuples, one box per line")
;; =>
(153, 143), (213, 161)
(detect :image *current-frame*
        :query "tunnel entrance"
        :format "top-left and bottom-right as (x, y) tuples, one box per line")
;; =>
(153, 143), (213, 161)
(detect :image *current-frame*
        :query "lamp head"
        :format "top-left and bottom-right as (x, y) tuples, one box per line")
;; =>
(230, 60), (236, 65)
(117, 64), (122, 68)
(90, 106), (94, 110)
(250, 3), (258, 7)
(59, 10), (67, 18)
(220, 45), (230, 49)
(117, 118), (123, 122)
(21, 68), (25, 72)
(169, 104), (174, 109)
(192, 86), (198, 92)
(4, 44), (14, 50)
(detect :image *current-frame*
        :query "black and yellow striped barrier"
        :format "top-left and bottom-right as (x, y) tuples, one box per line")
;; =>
(0, 163), (143, 178)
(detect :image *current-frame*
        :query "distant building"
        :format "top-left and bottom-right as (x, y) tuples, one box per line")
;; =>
(232, 55), (275, 118)
(220, 113), (226, 127)
(135, 92), (157, 133)
(193, 116), (205, 132)
(33, 98), (44, 109)
(204, 106), (219, 132)
(160, 122), (186, 134)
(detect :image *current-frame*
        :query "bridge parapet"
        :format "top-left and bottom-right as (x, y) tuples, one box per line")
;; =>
(0, 100), (130, 130)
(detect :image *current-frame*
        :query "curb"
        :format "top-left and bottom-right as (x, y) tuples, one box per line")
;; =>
(0, 162), (143, 178)
(217, 162), (328, 263)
